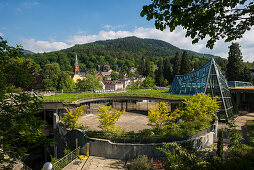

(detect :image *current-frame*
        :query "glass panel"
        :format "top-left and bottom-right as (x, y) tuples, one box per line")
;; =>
(169, 58), (235, 120)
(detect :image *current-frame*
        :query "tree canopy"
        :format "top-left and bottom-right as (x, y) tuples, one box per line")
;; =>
(226, 43), (244, 81)
(76, 74), (103, 91)
(141, 0), (254, 48)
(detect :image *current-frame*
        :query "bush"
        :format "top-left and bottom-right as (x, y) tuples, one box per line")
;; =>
(127, 155), (153, 170)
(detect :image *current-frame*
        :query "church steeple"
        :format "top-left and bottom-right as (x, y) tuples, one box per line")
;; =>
(74, 54), (80, 74)
(75, 54), (78, 65)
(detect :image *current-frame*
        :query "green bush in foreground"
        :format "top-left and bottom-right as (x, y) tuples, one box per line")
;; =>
(127, 155), (153, 170)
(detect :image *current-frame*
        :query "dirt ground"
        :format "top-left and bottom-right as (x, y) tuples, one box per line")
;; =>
(78, 111), (151, 132)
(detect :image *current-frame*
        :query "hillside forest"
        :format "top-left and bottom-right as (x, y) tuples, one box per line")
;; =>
(4, 36), (254, 91)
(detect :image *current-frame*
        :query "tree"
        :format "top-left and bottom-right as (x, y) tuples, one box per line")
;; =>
(180, 51), (192, 75)
(217, 128), (224, 160)
(111, 71), (119, 80)
(42, 63), (61, 90)
(4, 57), (42, 91)
(163, 58), (173, 84)
(97, 105), (125, 133)
(63, 105), (88, 129)
(144, 58), (151, 76)
(0, 36), (23, 98)
(148, 102), (180, 131)
(242, 66), (253, 82)
(141, 0), (254, 48)
(226, 43), (244, 81)
(0, 93), (51, 168)
(58, 71), (75, 91)
(141, 76), (155, 89)
(175, 93), (220, 129)
(173, 52), (181, 76)
(76, 74), (103, 91)
(155, 59), (164, 86)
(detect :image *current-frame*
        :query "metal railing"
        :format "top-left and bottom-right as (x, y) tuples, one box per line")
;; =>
(21, 163), (32, 170)
(52, 146), (80, 170)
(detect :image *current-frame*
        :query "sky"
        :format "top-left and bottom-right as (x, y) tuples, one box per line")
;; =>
(0, 0), (254, 62)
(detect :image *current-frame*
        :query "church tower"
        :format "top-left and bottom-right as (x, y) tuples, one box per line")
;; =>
(74, 54), (80, 74)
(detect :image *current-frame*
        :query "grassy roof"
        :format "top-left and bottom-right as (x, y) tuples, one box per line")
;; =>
(42, 89), (190, 103)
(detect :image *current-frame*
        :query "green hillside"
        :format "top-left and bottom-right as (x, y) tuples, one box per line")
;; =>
(62, 36), (218, 58)
(26, 36), (224, 72)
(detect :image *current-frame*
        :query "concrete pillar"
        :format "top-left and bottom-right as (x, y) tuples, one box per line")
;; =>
(86, 143), (90, 156)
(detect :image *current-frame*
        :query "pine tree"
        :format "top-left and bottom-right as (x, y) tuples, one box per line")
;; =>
(155, 59), (164, 86)
(226, 43), (243, 81)
(163, 58), (173, 84)
(180, 51), (192, 75)
(173, 51), (181, 76)
(243, 66), (253, 82)
(145, 58), (151, 76)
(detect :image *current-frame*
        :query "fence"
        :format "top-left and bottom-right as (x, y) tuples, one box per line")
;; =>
(21, 164), (32, 170)
(52, 146), (80, 170)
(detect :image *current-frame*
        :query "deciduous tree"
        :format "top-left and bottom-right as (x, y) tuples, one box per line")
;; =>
(148, 102), (180, 131)
(141, 76), (155, 89)
(63, 105), (88, 129)
(176, 93), (220, 129)
(76, 74), (103, 91)
(141, 0), (254, 48)
(0, 93), (51, 168)
(97, 105), (125, 133)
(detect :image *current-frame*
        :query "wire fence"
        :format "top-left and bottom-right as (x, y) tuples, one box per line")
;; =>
(52, 146), (80, 170)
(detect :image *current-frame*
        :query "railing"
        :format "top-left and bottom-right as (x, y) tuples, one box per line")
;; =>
(21, 164), (32, 170)
(52, 146), (80, 170)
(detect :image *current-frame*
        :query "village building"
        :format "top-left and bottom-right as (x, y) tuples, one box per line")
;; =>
(103, 80), (124, 91)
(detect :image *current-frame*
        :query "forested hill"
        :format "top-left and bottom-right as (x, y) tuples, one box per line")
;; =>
(27, 36), (224, 72)
(61, 36), (217, 59)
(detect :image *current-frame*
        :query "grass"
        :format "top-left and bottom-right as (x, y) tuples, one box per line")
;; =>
(42, 89), (190, 103)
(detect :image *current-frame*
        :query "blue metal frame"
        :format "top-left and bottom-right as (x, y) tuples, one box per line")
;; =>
(169, 58), (234, 119)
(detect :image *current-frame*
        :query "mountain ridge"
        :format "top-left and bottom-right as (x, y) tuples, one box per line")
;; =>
(60, 36), (219, 59)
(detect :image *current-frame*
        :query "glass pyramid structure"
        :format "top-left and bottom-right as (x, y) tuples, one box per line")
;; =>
(169, 58), (234, 120)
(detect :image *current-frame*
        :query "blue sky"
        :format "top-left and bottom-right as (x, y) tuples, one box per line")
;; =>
(0, 0), (254, 62)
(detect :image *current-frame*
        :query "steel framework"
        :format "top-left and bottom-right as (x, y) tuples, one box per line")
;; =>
(169, 58), (234, 119)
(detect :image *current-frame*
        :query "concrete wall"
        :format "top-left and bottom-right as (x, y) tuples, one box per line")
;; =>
(85, 130), (216, 160)
(87, 138), (163, 159)
(81, 120), (217, 160)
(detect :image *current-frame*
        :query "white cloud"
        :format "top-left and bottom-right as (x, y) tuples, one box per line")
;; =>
(102, 24), (127, 30)
(0, 32), (3, 37)
(22, 38), (71, 53)
(22, 27), (254, 62)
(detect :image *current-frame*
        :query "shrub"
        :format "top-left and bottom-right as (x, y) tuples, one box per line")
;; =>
(97, 105), (125, 133)
(148, 102), (180, 133)
(127, 155), (153, 170)
(63, 105), (88, 129)
(174, 93), (220, 129)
